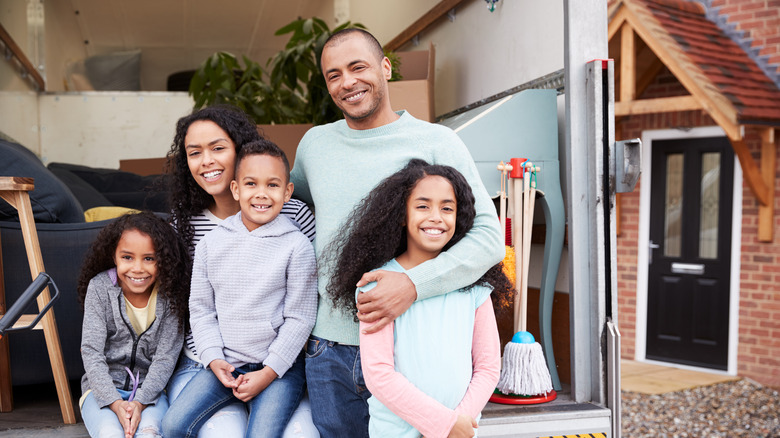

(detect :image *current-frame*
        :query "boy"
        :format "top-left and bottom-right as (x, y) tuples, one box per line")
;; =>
(163, 139), (317, 438)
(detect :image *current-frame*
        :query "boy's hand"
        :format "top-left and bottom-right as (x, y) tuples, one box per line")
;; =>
(356, 270), (416, 333)
(447, 414), (477, 438)
(209, 359), (238, 388)
(233, 367), (278, 402)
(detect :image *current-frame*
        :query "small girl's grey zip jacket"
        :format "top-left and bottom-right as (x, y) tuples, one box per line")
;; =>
(80, 269), (183, 408)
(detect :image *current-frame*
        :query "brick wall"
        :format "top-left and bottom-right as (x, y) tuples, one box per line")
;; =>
(709, 0), (780, 78)
(616, 68), (780, 388)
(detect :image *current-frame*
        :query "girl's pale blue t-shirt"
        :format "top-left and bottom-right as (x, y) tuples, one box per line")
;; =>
(358, 258), (491, 438)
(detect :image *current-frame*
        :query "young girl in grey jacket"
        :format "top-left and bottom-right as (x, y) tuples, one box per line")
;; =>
(77, 211), (190, 438)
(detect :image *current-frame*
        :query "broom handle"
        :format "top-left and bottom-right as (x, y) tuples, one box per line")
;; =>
(520, 165), (532, 332)
(512, 176), (523, 333)
(497, 162), (511, 243)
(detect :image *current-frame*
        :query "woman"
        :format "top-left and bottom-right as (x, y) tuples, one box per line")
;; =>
(164, 105), (317, 437)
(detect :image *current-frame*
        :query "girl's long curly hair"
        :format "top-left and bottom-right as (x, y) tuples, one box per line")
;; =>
(165, 105), (262, 252)
(325, 159), (513, 318)
(77, 211), (192, 330)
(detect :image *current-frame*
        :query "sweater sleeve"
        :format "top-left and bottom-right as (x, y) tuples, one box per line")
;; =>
(455, 298), (501, 418)
(133, 301), (184, 405)
(189, 239), (225, 366)
(407, 134), (504, 301)
(80, 281), (122, 408)
(264, 237), (318, 377)
(360, 320), (458, 438)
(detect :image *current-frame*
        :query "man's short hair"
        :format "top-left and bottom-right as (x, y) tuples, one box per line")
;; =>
(322, 28), (385, 64)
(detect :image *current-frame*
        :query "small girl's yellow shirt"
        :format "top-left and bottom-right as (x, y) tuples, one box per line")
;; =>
(125, 284), (158, 334)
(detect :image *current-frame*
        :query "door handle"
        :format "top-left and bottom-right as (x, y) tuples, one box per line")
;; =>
(648, 241), (660, 264)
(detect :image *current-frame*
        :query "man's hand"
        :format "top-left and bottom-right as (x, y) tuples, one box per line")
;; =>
(209, 359), (238, 389)
(233, 367), (278, 402)
(355, 270), (416, 333)
(447, 414), (477, 438)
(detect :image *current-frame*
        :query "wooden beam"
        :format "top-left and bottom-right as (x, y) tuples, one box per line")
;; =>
(615, 95), (702, 116)
(621, 4), (741, 139)
(620, 24), (636, 103)
(384, 0), (467, 52)
(0, 22), (45, 91)
(730, 136), (771, 207)
(758, 128), (776, 242)
(608, 7), (629, 40)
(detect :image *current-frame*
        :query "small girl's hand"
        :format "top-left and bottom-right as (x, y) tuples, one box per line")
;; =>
(125, 400), (145, 438)
(447, 414), (477, 438)
(109, 400), (132, 435)
(209, 359), (238, 388)
(232, 367), (278, 402)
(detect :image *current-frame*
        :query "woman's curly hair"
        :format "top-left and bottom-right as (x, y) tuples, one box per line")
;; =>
(324, 159), (513, 319)
(165, 105), (262, 252)
(77, 211), (192, 330)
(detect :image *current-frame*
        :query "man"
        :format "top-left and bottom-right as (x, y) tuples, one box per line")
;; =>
(289, 28), (504, 437)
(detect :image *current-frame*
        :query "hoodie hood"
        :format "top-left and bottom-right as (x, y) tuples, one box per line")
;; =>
(219, 212), (300, 238)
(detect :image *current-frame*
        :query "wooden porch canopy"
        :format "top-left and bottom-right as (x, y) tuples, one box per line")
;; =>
(608, 0), (780, 241)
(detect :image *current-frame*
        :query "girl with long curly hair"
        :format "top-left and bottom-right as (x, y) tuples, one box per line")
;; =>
(164, 105), (317, 437)
(325, 159), (512, 438)
(77, 211), (189, 438)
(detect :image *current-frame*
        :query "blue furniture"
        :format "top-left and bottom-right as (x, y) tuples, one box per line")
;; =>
(440, 89), (564, 390)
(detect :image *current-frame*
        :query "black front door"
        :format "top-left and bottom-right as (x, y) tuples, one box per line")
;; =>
(646, 136), (734, 370)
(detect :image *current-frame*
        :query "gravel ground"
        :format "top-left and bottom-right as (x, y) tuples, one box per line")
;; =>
(622, 379), (780, 437)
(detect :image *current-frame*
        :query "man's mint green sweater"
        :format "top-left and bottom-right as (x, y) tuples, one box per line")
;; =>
(290, 111), (504, 346)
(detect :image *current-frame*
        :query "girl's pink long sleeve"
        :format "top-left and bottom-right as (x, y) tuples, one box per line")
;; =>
(455, 299), (501, 418)
(360, 299), (500, 438)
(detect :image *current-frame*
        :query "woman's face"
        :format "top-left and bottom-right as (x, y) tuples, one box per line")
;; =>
(184, 120), (237, 198)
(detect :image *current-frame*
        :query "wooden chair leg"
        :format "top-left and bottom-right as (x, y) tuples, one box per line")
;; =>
(0, 230), (13, 412)
(0, 187), (76, 424)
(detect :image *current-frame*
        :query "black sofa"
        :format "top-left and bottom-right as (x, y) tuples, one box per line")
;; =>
(0, 139), (169, 385)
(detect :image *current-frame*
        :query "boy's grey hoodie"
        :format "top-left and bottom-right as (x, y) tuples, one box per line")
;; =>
(80, 269), (184, 407)
(189, 213), (317, 377)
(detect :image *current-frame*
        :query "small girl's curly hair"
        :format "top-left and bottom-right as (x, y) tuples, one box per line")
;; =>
(324, 159), (513, 318)
(77, 211), (191, 330)
(165, 105), (262, 252)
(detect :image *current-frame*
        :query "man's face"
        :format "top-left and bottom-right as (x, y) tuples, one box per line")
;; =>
(321, 34), (394, 130)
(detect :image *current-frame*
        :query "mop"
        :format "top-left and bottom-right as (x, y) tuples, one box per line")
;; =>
(495, 159), (554, 399)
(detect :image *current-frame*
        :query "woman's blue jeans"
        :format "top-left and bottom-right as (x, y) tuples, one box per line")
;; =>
(163, 358), (306, 438)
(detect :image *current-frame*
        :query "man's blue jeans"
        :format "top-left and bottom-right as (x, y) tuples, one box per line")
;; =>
(304, 335), (370, 438)
(162, 358), (305, 438)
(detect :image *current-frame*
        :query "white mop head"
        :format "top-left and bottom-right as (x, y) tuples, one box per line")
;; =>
(496, 341), (553, 396)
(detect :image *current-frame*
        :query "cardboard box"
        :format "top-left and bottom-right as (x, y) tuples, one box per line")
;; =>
(257, 123), (313, 167)
(390, 43), (436, 122)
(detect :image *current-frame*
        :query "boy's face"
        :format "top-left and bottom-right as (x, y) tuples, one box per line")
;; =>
(230, 154), (293, 231)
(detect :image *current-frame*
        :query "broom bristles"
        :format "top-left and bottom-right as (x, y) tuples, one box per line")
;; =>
(496, 341), (553, 396)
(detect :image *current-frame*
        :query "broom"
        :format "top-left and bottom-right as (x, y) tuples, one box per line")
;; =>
(496, 161), (516, 285)
(496, 159), (553, 397)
